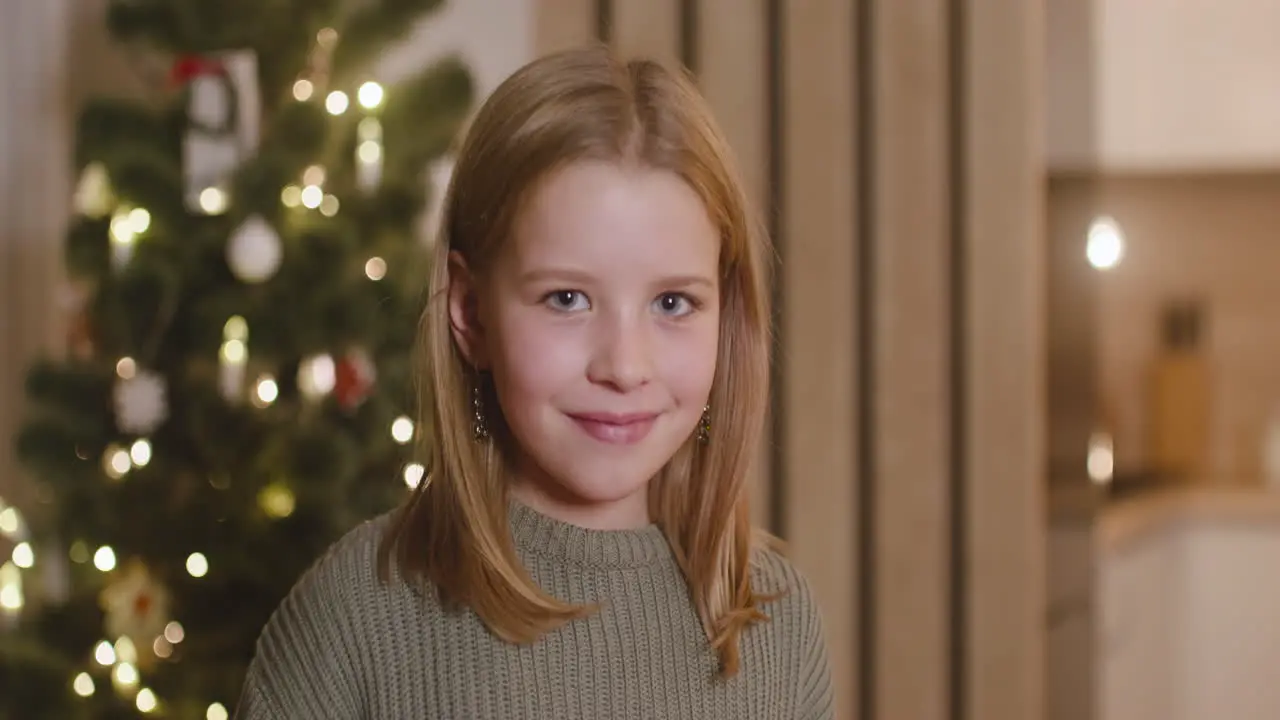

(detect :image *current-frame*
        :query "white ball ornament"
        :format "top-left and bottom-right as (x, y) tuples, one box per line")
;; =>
(226, 215), (283, 283)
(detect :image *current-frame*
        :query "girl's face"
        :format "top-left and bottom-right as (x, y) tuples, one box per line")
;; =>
(449, 160), (721, 530)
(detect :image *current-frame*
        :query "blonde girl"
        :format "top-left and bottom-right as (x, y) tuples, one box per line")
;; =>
(238, 44), (833, 719)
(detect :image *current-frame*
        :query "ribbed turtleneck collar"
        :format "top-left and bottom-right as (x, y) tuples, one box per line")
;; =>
(507, 498), (673, 570)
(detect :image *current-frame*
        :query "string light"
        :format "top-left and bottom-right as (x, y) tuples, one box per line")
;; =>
(198, 187), (228, 215)
(300, 185), (323, 209)
(73, 672), (96, 697)
(164, 621), (185, 644)
(186, 553), (209, 578)
(152, 636), (173, 658)
(356, 117), (383, 192)
(219, 317), (248, 403)
(69, 541), (90, 564)
(94, 640), (116, 666)
(116, 357), (137, 379)
(130, 439), (152, 467)
(112, 661), (138, 690)
(403, 463), (425, 489)
(135, 687), (158, 713)
(292, 79), (314, 101)
(258, 484), (296, 519)
(0, 505), (21, 537)
(109, 206), (148, 269)
(357, 81), (384, 109)
(114, 636), (138, 665)
(280, 185), (302, 208)
(325, 91), (349, 115)
(302, 165), (326, 186)
(252, 375), (278, 407)
(298, 354), (336, 399)
(103, 445), (131, 479)
(11, 542), (34, 569)
(391, 416), (414, 444)
(0, 563), (22, 612)
(207, 702), (230, 720)
(365, 257), (387, 281)
(93, 546), (117, 572)
(320, 194), (340, 217)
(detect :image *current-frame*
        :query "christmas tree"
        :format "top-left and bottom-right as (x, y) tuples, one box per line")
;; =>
(0, 1), (472, 717)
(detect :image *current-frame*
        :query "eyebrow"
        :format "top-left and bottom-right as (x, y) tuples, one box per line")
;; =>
(518, 268), (716, 290)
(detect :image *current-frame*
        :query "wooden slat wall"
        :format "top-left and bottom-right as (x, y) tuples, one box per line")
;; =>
(696, 0), (774, 533)
(867, 0), (953, 717)
(533, 0), (597, 55)
(780, 2), (860, 718)
(529, 3), (1047, 719)
(962, 0), (1048, 716)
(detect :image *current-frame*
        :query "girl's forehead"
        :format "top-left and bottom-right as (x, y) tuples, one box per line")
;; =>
(504, 167), (719, 280)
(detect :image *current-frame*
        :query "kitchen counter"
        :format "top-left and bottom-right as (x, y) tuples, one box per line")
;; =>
(1098, 483), (1280, 553)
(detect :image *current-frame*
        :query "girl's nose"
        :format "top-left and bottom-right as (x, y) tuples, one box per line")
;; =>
(586, 316), (653, 393)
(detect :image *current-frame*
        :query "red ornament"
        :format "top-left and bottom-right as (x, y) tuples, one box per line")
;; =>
(333, 349), (376, 410)
(170, 55), (226, 86)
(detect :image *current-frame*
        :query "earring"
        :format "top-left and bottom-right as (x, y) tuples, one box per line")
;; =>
(472, 380), (489, 441)
(697, 405), (711, 445)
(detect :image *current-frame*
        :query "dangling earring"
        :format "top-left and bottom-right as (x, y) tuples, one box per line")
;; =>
(472, 378), (489, 441)
(697, 404), (711, 445)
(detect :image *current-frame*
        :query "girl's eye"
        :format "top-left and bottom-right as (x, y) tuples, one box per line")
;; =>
(654, 292), (696, 317)
(544, 290), (589, 312)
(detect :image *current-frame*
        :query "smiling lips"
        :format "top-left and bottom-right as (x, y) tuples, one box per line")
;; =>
(567, 411), (660, 445)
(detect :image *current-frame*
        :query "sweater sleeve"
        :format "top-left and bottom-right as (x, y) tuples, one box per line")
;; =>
(796, 589), (835, 720)
(234, 531), (373, 720)
(752, 547), (835, 719)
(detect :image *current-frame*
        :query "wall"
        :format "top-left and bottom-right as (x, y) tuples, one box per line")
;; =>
(0, 0), (72, 510)
(374, 0), (534, 104)
(1050, 174), (1280, 482)
(1047, 0), (1280, 172)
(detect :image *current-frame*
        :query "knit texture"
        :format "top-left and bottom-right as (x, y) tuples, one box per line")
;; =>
(236, 501), (834, 719)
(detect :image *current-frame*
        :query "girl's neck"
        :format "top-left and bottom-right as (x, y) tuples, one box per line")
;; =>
(508, 474), (652, 531)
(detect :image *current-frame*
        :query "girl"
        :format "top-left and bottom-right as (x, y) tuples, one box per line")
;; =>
(237, 45), (833, 719)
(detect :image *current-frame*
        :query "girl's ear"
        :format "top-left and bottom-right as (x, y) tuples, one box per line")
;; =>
(447, 250), (489, 369)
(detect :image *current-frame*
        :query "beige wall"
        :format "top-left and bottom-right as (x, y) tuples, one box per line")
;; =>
(0, 0), (73, 512)
(1052, 173), (1280, 483)
(534, 2), (1048, 718)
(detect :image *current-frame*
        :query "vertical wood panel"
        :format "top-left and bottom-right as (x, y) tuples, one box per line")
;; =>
(698, 0), (771, 529)
(534, 0), (597, 55)
(870, 0), (952, 718)
(962, 0), (1048, 716)
(611, 0), (681, 65)
(781, 1), (858, 717)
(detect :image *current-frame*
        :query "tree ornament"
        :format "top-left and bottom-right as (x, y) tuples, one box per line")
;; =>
(174, 51), (260, 215)
(73, 162), (114, 218)
(334, 349), (376, 410)
(99, 560), (171, 657)
(113, 368), (168, 435)
(226, 215), (283, 283)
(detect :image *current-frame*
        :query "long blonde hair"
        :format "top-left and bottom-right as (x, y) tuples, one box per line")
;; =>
(378, 44), (774, 676)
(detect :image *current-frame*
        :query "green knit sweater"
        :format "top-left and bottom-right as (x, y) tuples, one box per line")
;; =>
(236, 500), (834, 718)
